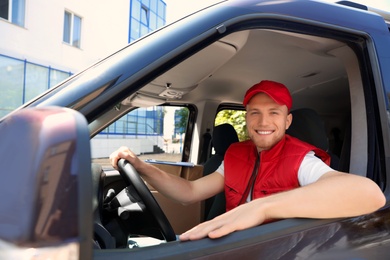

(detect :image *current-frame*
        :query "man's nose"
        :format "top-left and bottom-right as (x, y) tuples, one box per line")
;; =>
(257, 114), (268, 125)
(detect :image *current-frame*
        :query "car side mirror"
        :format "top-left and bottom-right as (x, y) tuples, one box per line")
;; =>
(0, 107), (92, 259)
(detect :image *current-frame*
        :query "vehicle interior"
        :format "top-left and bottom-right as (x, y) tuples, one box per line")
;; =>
(90, 24), (385, 250)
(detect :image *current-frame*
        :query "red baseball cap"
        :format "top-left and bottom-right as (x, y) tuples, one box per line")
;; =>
(243, 80), (292, 110)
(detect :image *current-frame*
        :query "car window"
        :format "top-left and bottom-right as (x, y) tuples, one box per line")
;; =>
(91, 105), (190, 166)
(215, 108), (248, 142)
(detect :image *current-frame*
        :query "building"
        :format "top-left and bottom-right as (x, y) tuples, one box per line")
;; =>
(0, 0), (166, 117)
(1, 0), (171, 157)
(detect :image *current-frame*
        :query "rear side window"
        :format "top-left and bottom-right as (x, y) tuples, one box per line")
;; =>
(215, 109), (248, 142)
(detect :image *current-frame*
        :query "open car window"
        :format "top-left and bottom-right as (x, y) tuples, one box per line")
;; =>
(215, 108), (248, 142)
(91, 105), (191, 166)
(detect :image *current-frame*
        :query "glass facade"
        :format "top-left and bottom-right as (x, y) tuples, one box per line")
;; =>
(129, 0), (166, 42)
(102, 106), (164, 136)
(104, 0), (166, 137)
(0, 54), (72, 118)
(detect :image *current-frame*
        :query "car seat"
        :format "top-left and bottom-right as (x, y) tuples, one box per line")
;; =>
(202, 123), (239, 220)
(286, 108), (339, 169)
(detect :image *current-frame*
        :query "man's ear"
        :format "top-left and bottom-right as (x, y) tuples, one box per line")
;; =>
(286, 113), (292, 129)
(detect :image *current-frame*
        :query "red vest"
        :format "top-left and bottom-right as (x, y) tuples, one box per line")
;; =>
(224, 135), (330, 211)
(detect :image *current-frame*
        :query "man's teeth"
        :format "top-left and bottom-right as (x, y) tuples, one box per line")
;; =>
(256, 130), (273, 134)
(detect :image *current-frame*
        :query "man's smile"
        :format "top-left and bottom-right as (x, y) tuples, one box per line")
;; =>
(256, 130), (274, 135)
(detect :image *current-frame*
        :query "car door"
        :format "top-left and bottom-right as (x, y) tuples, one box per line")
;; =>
(16, 0), (390, 258)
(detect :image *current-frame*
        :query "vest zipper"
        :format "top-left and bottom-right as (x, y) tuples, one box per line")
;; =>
(250, 153), (260, 201)
(238, 151), (260, 206)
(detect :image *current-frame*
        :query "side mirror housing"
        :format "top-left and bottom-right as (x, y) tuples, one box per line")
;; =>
(0, 107), (92, 259)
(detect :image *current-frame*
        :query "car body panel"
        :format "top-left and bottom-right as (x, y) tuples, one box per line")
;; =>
(94, 207), (390, 259)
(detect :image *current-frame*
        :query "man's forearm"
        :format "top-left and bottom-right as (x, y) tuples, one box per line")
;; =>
(258, 171), (385, 220)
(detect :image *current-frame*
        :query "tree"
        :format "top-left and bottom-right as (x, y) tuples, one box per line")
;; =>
(174, 107), (189, 134)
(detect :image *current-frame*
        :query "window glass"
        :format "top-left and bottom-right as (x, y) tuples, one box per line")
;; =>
(130, 17), (140, 40)
(131, 0), (140, 20)
(141, 5), (149, 25)
(0, 0), (25, 26)
(72, 15), (82, 48)
(0, 55), (24, 118)
(25, 63), (49, 102)
(157, 0), (165, 17)
(140, 24), (148, 37)
(11, 0), (24, 26)
(91, 106), (190, 163)
(0, 0), (9, 20)
(0, 55), (72, 118)
(150, 0), (157, 11)
(49, 69), (70, 88)
(149, 12), (157, 30)
(157, 17), (164, 28)
(63, 11), (71, 43)
(63, 11), (82, 48)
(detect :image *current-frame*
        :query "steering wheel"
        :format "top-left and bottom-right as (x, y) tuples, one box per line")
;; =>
(117, 159), (176, 242)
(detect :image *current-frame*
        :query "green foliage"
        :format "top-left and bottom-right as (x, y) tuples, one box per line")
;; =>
(215, 110), (248, 141)
(175, 107), (189, 134)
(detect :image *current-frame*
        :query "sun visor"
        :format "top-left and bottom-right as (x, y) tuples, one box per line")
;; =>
(122, 93), (166, 107)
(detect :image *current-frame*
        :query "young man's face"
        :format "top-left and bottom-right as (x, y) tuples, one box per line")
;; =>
(245, 93), (292, 152)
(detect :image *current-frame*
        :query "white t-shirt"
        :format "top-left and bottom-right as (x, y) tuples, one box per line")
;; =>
(216, 151), (333, 186)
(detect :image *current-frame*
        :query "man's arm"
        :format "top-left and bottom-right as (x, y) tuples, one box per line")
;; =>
(110, 146), (224, 205)
(179, 171), (386, 241)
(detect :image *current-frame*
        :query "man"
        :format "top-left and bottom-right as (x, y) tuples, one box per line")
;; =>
(110, 80), (385, 241)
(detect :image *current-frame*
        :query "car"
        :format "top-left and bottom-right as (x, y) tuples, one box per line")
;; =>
(1, 0), (390, 259)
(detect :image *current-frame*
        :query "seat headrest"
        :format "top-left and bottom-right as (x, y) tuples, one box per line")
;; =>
(213, 123), (239, 155)
(286, 108), (328, 151)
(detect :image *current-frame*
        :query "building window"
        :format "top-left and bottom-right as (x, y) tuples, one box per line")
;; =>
(0, 54), (72, 118)
(140, 5), (149, 26)
(129, 0), (165, 43)
(0, 0), (25, 27)
(63, 11), (82, 48)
